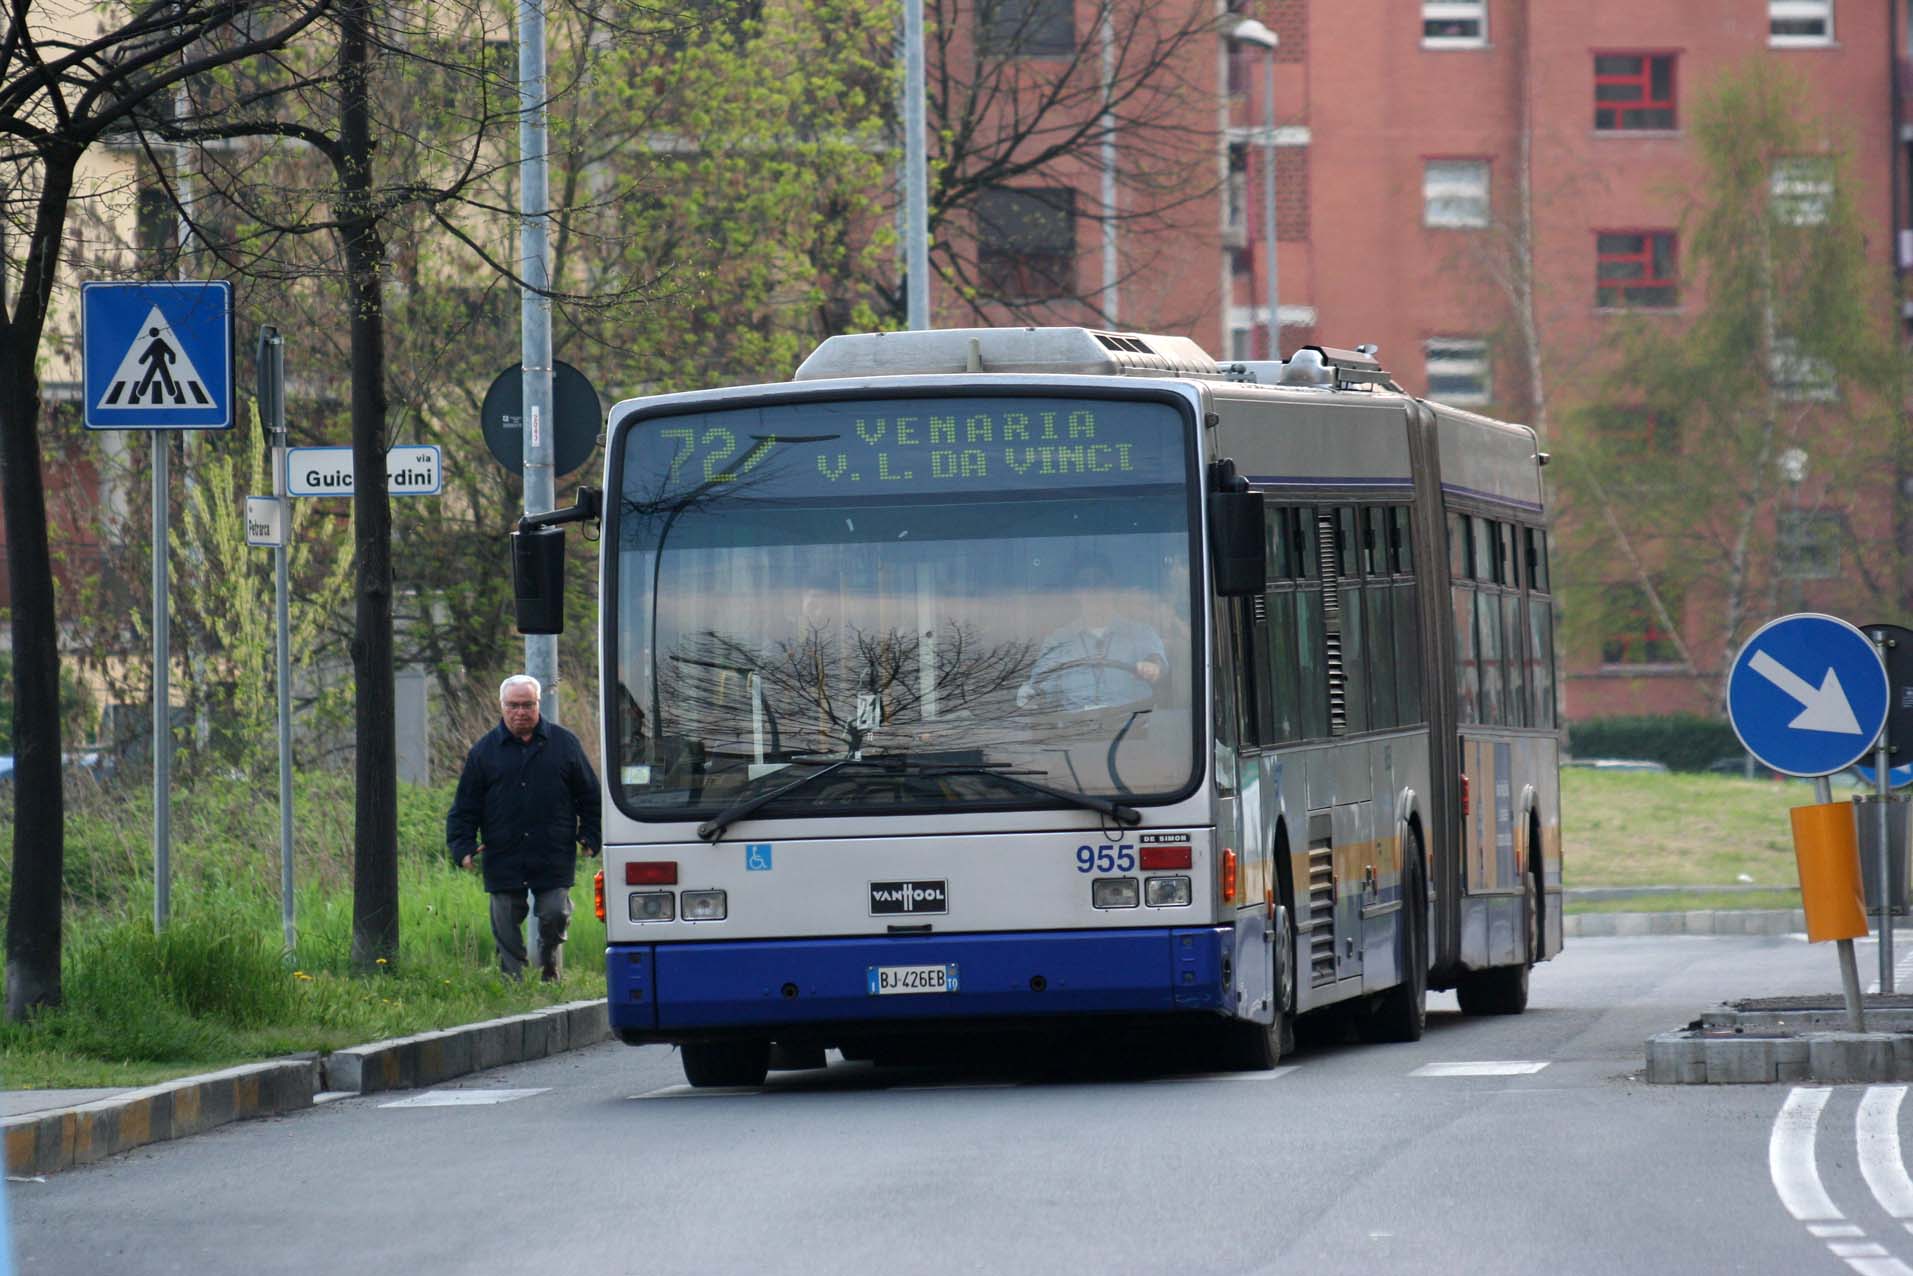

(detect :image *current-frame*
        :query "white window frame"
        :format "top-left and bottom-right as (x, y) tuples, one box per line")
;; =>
(1425, 338), (1492, 405)
(1422, 0), (1487, 49)
(1423, 159), (1490, 229)
(1770, 157), (1834, 226)
(1770, 337), (1839, 402)
(1769, 0), (1834, 47)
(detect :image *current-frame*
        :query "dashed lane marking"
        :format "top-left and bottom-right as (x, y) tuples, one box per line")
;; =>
(1859, 1088), (1913, 1222)
(1409, 1061), (1549, 1078)
(1144, 1066), (1301, 1084)
(378, 1088), (550, 1108)
(1772, 1088), (1841, 1221)
(1771, 1087), (1913, 1276)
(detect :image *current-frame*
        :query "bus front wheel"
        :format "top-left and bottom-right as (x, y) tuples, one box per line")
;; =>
(681, 1039), (771, 1088)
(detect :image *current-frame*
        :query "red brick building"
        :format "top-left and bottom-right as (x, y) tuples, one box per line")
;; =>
(948, 0), (1909, 721)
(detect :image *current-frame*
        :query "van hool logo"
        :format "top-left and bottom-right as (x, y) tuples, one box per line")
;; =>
(869, 880), (948, 915)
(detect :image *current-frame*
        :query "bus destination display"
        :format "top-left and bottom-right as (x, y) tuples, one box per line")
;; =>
(628, 395), (1189, 499)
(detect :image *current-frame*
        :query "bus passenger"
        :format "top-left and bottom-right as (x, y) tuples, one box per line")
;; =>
(1016, 555), (1167, 712)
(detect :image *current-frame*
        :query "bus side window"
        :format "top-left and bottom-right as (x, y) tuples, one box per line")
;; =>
(1248, 594), (1275, 748)
(1452, 517), (1479, 725)
(1389, 506), (1414, 575)
(1267, 586), (1300, 742)
(1527, 527), (1556, 728)
(1475, 586), (1504, 725)
(1365, 569), (1396, 730)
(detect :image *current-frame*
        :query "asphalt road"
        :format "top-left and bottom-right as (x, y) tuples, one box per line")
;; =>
(10, 932), (1905, 1275)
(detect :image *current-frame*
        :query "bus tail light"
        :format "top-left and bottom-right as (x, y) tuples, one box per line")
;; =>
(1222, 848), (1238, 903)
(1460, 774), (1471, 820)
(593, 870), (606, 922)
(627, 861), (678, 886)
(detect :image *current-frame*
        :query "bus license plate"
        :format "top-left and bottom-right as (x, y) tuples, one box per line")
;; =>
(868, 963), (959, 996)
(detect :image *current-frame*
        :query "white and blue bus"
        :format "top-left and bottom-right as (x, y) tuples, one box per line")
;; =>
(517, 327), (1561, 1088)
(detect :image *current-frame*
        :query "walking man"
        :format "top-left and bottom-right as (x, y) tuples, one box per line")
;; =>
(447, 674), (601, 981)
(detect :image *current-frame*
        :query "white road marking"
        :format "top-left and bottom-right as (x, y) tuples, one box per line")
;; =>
(1817, 1225), (1870, 1238)
(1145, 1066), (1300, 1085)
(1835, 1243), (1893, 1258)
(1410, 1061), (1549, 1077)
(1844, 1258), (1913, 1276)
(378, 1088), (549, 1108)
(1772, 1088), (1842, 1221)
(1863, 940), (1913, 995)
(1859, 1088), (1913, 1220)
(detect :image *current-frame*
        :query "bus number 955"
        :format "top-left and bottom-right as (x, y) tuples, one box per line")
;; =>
(1076, 844), (1135, 873)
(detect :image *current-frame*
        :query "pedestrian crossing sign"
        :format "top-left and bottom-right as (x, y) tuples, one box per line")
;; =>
(82, 280), (233, 429)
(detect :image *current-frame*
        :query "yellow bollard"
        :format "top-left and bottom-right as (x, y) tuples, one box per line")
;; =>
(1792, 801), (1869, 942)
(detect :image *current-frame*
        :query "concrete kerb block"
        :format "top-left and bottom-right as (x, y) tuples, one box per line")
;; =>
(1646, 1033), (1705, 1084)
(1774, 1037), (1812, 1082)
(1646, 912), (1684, 936)
(1706, 1038), (1780, 1084)
(1574, 914), (1617, 937)
(1683, 911), (1718, 935)
(1808, 1033), (1898, 1084)
(565, 999), (609, 1046)
(1612, 913), (1653, 938)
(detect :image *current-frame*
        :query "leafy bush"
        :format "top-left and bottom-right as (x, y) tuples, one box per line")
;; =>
(1567, 714), (1743, 772)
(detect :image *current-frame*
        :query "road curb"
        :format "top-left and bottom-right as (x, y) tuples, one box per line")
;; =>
(1565, 908), (1807, 938)
(2, 1056), (321, 1177)
(3, 998), (609, 1176)
(1646, 1030), (1913, 1085)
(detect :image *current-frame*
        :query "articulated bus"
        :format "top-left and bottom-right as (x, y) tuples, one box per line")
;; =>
(518, 327), (1561, 1088)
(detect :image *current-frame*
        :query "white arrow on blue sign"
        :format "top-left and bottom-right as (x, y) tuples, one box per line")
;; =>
(1727, 613), (1890, 778)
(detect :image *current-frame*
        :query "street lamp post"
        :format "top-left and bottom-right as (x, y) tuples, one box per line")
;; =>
(1228, 19), (1280, 360)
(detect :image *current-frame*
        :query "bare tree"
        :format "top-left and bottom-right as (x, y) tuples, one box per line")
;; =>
(0, 0), (334, 1016)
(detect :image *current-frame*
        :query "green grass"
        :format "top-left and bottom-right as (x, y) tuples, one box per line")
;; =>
(1562, 768), (1853, 888)
(0, 773), (605, 1089)
(1567, 890), (1803, 915)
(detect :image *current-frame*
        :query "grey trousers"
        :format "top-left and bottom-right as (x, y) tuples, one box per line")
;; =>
(490, 887), (574, 979)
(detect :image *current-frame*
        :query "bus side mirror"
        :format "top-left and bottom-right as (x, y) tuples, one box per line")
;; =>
(513, 525), (566, 634)
(1208, 491), (1267, 597)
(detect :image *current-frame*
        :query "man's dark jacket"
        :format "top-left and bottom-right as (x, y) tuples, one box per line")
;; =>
(446, 719), (602, 893)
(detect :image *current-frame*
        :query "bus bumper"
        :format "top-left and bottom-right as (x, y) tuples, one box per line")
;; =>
(606, 927), (1232, 1038)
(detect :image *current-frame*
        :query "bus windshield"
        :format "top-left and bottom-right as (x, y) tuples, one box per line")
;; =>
(610, 392), (1200, 822)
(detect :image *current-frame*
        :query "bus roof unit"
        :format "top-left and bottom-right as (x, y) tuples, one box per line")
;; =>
(794, 326), (1221, 381)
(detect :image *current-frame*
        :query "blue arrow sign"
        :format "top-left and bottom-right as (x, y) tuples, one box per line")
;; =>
(81, 281), (232, 430)
(1853, 762), (1913, 790)
(1728, 613), (1890, 777)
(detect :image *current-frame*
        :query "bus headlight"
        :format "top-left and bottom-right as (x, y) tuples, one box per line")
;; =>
(680, 890), (727, 921)
(1145, 875), (1192, 907)
(629, 891), (675, 922)
(1091, 877), (1140, 909)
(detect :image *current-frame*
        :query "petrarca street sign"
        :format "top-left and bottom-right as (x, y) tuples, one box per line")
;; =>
(285, 445), (442, 497)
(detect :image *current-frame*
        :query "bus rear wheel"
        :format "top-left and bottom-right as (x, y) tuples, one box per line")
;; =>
(681, 1038), (771, 1088)
(1457, 864), (1536, 1017)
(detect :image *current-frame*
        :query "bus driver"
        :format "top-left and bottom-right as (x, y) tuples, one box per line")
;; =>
(1016, 555), (1167, 712)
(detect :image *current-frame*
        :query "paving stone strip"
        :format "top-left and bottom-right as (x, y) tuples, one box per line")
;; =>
(2, 998), (609, 1176)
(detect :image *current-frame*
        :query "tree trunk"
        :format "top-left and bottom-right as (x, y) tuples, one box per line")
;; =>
(340, 0), (398, 969)
(1, 158), (78, 1018)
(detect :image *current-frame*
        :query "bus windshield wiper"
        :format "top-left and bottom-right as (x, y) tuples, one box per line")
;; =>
(695, 754), (1138, 843)
(696, 757), (862, 843)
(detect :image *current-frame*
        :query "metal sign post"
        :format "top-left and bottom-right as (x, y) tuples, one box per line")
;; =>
(257, 327), (295, 953)
(1728, 613), (1891, 1032)
(80, 280), (235, 932)
(1864, 624), (1912, 993)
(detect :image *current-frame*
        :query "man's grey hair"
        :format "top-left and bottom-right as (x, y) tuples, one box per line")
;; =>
(499, 674), (541, 705)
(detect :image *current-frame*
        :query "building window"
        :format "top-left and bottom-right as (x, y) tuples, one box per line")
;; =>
(1596, 231), (1678, 309)
(1225, 143), (1249, 246)
(136, 185), (176, 256)
(1425, 338), (1491, 404)
(1778, 511), (1841, 579)
(1599, 584), (1683, 666)
(1771, 156), (1834, 226)
(1422, 0), (1486, 47)
(1594, 53), (1677, 131)
(978, 0), (1074, 57)
(1423, 158), (1490, 229)
(1770, 0), (1834, 46)
(1770, 338), (1839, 401)
(977, 187), (1077, 301)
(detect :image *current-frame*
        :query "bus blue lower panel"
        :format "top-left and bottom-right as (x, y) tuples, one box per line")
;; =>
(607, 927), (1230, 1035)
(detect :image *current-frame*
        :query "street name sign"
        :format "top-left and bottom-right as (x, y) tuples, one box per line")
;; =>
(81, 281), (233, 430)
(1727, 613), (1890, 777)
(245, 496), (286, 547)
(286, 445), (443, 497)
